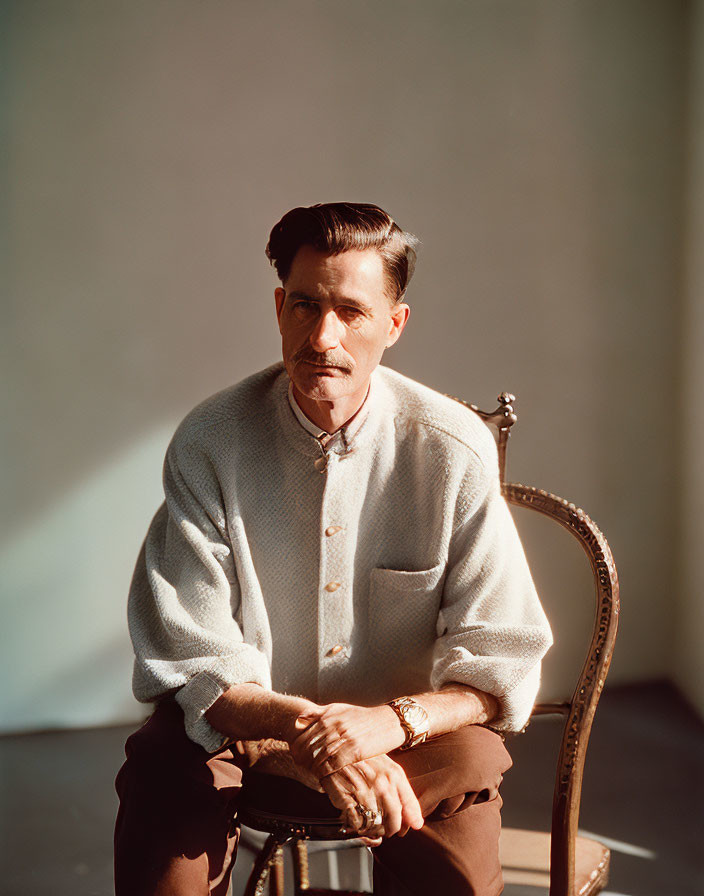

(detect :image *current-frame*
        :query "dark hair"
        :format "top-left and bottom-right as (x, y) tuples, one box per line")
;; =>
(266, 202), (418, 302)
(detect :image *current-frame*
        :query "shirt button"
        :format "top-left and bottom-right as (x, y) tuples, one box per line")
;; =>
(325, 526), (342, 537)
(324, 581), (341, 592)
(327, 644), (344, 656)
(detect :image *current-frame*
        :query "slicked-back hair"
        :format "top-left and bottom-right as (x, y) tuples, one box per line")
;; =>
(266, 202), (418, 303)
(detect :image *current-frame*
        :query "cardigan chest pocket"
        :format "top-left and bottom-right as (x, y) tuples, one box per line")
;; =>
(368, 562), (446, 662)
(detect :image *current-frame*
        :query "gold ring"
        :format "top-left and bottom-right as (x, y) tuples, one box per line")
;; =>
(355, 804), (378, 821)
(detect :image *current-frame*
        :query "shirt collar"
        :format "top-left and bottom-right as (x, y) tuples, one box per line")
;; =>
(287, 380), (372, 453)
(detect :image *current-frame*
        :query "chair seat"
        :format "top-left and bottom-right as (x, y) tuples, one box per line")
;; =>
(500, 828), (610, 895)
(239, 822), (368, 855)
(238, 805), (358, 842)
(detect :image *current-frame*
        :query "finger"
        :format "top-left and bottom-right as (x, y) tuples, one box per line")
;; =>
(353, 763), (396, 836)
(392, 767), (424, 832)
(311, 738), (347, 776)
(322, 774), (359, 816)
(358, 835), (383, 847)
(340, 818), (384, 844)
(325, 767), (376, 834)
(341, 804), (371, 834)
(341, 807), (358, 831)
(295, 723), (341, 763)
(368, 756), (422, 834)
(310, 734), (331, 760)
(293, 716), (314, 732)
(376, 782), (402, 838)
(348, 793), (381, 834)
(344, 771), (381, 834)
(292, 727), (338, 769)
(291, 720), (325, 749)
(313, 738), (354, 777)
(396, 808), (415, 837)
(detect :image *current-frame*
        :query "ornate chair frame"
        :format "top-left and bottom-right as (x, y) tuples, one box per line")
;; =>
(238, 393), (620, 896)
(469, 392), (620, 895)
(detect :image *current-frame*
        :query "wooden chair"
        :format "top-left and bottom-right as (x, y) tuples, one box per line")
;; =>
(237, 392), (620, 896)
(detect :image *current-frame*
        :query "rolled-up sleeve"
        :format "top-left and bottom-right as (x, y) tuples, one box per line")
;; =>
(430, 449), (552, 733)
(128, 437), (271, 752)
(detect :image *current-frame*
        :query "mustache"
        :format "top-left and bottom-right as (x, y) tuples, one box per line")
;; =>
(292, 349), (352, 372)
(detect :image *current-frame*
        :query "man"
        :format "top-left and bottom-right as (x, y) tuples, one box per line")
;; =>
(115, 202), (552, 895)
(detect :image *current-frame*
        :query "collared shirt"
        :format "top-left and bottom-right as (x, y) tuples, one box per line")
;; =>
(287, 381), (371, 454)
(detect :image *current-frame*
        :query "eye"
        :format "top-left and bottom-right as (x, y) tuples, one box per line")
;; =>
(291, 300), (318, 318)
(338, 306), (365, 324)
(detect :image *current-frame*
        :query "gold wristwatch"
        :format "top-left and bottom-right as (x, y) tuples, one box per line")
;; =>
(386, 697), (430, 749)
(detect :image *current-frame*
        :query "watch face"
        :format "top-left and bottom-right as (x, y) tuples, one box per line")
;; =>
(403, 704), (428, 730)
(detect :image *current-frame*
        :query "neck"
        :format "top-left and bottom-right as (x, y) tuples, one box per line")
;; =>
(293, 382), (369, 433)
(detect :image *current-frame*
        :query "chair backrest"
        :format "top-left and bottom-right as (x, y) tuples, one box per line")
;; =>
(448, 391), (620, 896)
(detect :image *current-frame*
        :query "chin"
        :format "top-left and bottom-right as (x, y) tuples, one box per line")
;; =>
(302, 380), (347, 402)
(294, 372), (351, 402)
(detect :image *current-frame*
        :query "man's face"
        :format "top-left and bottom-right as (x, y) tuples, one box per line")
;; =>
(274, 246), (410, 405)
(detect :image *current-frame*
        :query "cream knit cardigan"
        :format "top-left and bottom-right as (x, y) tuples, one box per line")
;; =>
(128, 362), (552, 751)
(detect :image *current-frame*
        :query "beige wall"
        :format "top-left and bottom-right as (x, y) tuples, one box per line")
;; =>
(1, 1), (691, 731)
(676, 1), (704, 719)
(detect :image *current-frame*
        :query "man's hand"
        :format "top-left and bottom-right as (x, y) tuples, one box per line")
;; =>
(290, 703), (405, 777)
(239, 739), (324, 793)
(321, 753), (424, 842)
(289, 686), (498, 779)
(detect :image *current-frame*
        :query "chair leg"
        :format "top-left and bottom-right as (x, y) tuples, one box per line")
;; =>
(243, 833), (290, 896)
(291, 839), (310, 894)
(270, 845), (285, 896)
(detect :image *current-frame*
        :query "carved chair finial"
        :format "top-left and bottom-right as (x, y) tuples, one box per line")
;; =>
(446, 391), (517, 485)
(499, 391), (516, 407)
(469, 392), (517, 432)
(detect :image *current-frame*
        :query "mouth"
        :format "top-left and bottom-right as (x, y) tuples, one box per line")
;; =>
(301, 360), (346, 372)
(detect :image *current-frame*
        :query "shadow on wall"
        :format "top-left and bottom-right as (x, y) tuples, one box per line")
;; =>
(0, 423), (176, 733)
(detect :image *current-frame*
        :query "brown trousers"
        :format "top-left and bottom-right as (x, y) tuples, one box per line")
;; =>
(114, 700), (512, 896)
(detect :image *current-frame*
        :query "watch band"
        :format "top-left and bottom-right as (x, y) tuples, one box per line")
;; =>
(386, 697), (430, 750)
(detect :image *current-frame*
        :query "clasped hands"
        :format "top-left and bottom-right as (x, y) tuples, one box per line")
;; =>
(287, 702), (424, 843)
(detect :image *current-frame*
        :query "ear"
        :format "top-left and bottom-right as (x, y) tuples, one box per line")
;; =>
(274, 287), (286, 331)
(385, 302), (410, 348)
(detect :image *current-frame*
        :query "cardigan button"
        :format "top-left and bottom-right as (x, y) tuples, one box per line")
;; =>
(324, 581), (341, 592)
(325, 526), (342, 537)
(314, 457), (327, 472)
(327, 644), (345, 656)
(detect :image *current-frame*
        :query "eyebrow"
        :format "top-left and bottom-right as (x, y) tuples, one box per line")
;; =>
(286, 291), (374, 315)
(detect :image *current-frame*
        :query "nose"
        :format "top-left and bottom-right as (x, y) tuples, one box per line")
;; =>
(309, 309), (342, 352)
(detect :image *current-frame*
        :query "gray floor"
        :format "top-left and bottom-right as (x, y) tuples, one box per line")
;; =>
(0, 681), (702, 896)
